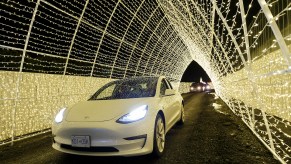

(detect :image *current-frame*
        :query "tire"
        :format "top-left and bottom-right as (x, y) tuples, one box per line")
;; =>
(177, 104), (185, 125)
(152, 114), (165, 157)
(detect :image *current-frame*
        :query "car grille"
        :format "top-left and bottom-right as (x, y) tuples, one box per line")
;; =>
(60, 144), (119, 152)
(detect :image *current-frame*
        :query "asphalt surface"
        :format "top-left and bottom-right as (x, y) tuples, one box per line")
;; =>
(0, 92), (279, 164)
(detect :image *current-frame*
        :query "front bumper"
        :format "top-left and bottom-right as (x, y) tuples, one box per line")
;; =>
(52, 119), (155, 156)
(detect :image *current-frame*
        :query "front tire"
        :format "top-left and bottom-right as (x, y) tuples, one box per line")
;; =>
(152, 114), (165, 157)
(177, 104), (185, 125)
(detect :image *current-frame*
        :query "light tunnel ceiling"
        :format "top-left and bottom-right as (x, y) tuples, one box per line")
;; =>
(0, 0), (193, 81)
(1, 0), (290, 82)
(2, 0), (288, 83)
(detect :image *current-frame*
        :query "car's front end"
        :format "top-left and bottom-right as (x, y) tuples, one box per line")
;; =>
(52, 98), (159, 156)
(190, 83), (205, 92)
(190, 82), (214, 92)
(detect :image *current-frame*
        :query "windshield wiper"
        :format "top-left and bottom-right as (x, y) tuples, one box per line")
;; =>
(89, 97), (112, 100)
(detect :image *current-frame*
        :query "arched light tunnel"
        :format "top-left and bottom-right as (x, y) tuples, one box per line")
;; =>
(0, 0), (290, 162)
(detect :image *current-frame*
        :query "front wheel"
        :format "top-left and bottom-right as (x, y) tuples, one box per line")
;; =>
(177, 104), (185, 125)
(152, 114), (165, 157)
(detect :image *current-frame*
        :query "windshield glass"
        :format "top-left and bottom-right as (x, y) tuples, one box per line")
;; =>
(89, 77), (158, 100)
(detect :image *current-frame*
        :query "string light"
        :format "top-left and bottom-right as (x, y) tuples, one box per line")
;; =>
(160, 0), (291, 162)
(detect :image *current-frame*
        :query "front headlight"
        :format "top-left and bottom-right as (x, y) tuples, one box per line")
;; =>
(55, 108), (66, 123)
(117, 105), (148, 124)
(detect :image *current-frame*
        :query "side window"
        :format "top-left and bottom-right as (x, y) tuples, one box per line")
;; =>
(165, 79), (173, 89)
(160, 79), (169, 96)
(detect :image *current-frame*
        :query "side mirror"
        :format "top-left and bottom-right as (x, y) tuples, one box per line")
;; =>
(165, 89), (176, 96)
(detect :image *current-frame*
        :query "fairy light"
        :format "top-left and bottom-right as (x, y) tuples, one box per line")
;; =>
(159, 0), (291, 162)
(0, 0), (290, 162)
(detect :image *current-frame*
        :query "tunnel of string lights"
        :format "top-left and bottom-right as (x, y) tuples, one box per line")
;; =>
(0, 0), (291, 162)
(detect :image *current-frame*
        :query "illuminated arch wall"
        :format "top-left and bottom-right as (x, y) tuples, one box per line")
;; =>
(159, 0), (291, 162)
(0, 0), (290, 162)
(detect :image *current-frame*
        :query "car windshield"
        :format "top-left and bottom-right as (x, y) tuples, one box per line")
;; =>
(89, 77), (158, 100)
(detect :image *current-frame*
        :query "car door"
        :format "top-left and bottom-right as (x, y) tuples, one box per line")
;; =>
(159, 79), (177, 132)
(165, 79), (181, 121)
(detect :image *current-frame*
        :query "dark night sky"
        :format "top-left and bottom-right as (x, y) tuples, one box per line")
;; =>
(181, 60), (210, 82)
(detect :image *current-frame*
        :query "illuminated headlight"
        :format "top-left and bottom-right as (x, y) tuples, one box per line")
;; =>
(55, 108), (66, 123)
(206, 85), (211, 89)
(197, 86), (201, 90)
(190, 87), (194, 90)
(117, 105), (148, 124)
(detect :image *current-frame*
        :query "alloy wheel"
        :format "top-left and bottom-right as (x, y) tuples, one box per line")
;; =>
(156, 117), (165, 153)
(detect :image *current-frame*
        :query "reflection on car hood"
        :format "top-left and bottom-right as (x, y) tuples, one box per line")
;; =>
(65, 98), (154, 122)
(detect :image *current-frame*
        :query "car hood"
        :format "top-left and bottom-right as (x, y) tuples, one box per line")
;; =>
(65, 98), (155, 122)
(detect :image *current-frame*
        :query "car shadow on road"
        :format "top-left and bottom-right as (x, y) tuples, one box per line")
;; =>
(57, 153), (160, 164)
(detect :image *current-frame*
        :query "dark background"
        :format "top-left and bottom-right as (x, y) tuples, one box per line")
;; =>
(181, 60), (210, 82)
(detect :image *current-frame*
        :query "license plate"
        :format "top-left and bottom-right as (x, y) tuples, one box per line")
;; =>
(71, 136), (90, 147)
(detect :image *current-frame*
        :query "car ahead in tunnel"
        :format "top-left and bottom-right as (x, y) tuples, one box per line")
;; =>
(189, 82), (212, 92)
(52, 76), (185, 157)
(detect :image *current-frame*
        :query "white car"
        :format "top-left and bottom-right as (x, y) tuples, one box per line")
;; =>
(52, 76), (184, 157)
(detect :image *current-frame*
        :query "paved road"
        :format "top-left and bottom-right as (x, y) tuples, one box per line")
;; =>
(0, 92), (278, 164)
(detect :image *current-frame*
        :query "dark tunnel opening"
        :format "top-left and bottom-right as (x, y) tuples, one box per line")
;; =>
(181, 60), (210, 82)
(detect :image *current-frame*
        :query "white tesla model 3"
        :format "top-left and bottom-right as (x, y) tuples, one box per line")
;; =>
(52, 76), (184, 157)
